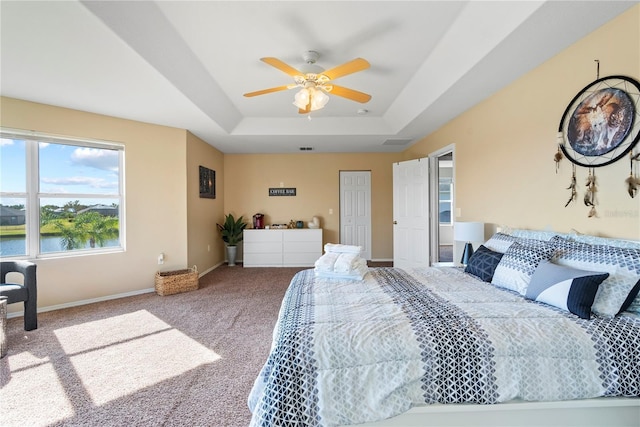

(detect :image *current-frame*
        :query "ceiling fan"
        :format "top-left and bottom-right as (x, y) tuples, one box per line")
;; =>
(243, 50), (372, 114)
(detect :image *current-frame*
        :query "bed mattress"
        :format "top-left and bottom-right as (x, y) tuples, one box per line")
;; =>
(248, 267), (640, 427)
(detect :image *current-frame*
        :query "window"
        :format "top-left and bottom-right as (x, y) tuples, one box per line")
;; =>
(0, 129), (124, 258)
(438, 178), (453, 224)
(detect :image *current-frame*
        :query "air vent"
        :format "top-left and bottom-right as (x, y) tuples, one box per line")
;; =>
(382, 138), (412, 146)
(299, 147), (314, 151)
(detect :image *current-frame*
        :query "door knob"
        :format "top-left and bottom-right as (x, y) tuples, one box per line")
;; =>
(393, 221), (397, 225)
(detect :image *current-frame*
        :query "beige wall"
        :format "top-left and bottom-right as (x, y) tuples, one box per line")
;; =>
(2, 6), (639, 314)
(223, 152), (402, 260)
(186, 131), (226, 270)
(405, 5), (640, 240)
(1, 97), (192, 312)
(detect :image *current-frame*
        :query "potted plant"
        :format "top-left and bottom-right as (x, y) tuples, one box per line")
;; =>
(217, 213), (247, 266)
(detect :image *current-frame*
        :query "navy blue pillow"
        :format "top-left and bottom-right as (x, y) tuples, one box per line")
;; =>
(464, 245), (503, 282)
(619, 278), (640, 313)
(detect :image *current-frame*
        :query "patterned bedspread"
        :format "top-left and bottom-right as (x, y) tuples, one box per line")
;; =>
(248, 267), (640, 427)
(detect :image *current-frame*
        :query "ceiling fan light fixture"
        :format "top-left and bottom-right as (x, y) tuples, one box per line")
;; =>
(293, 86), (330, 111)
(247, 53), (370, 114)
(310, 88), (329, 111)
(293, 88), (310, 109)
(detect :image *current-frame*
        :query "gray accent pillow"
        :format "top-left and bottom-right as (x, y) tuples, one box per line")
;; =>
(526, 261), (609, 319)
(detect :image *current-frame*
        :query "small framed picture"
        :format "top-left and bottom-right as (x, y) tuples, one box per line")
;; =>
(199, 166), (216, 199)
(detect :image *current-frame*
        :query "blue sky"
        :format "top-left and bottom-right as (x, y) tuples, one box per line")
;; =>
(1, 137), (119, 207)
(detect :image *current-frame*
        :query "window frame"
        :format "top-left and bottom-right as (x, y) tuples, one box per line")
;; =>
(1, 128), (125, 259)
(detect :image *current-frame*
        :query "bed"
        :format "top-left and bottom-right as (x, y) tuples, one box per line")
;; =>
(248, 231), (640, 427)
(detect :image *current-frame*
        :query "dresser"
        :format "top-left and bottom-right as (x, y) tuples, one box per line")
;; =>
(243, 229), (323, 267)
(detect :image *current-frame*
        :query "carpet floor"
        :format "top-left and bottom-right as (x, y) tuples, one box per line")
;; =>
(1, 264), (312, 426)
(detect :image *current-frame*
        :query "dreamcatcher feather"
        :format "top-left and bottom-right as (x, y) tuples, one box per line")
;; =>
(584, 168), (597, 217)
(554, 147), (563, 173)
(565, 164), (577, 207)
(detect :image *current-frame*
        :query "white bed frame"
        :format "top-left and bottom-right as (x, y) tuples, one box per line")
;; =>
(352, 398), (640, 427)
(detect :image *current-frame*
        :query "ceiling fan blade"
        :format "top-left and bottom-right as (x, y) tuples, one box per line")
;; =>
(329, 85), (371, 103)
(261, 57), (303, 77)
(322, 58), (370, 80)
(243, 85), (292, 97)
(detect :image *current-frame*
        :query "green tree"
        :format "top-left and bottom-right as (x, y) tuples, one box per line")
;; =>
(74, 211), (119, 248)
(52, 220), (86, 250)
(40, 205), (59, 223)
(45, 210), (119, 250)
(63, 200), (87, 215)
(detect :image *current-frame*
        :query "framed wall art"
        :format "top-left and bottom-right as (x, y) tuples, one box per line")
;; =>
(199, 165), (216, 199)
(555, 73), (640, 215)
(558, 75), (640, 168)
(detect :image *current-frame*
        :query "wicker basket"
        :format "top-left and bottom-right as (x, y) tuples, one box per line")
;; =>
(155, 265), (199, 296)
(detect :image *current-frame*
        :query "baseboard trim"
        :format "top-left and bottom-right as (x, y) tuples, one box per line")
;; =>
(7, 262), (224, 319)
(7, 288), (156, 319)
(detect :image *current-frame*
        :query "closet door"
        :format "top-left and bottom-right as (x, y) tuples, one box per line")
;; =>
(340, 171), (372, 260)
(393, 158), (430, 268)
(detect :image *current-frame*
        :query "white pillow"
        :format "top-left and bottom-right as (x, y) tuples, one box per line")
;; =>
(483, 232), (518, 254)
(550, 236), (640, 317)
(491, 240), (556, 295)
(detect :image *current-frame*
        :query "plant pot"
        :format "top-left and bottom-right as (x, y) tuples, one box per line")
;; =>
(226, 245), (238, 266)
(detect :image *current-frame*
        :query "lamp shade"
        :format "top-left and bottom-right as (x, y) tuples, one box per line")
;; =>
(454, 222), (485, 243)
(310, 88), (329, 111)
(293, 88), (310, 109)
(454, 222), (485, 265)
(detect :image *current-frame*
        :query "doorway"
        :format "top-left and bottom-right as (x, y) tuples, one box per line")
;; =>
(430, 145), (455, 265)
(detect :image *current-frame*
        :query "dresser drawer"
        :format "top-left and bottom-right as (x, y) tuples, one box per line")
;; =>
(244, 252), (283, 267)
(243, 230), (283, 242)
(283, 229), (322, 242)
(244, 241), (282, 254)
(284, 241), (319, 253)
(283, 252), (320, 266)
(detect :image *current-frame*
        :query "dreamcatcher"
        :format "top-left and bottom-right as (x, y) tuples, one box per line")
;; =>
(555, 61), (640, 217)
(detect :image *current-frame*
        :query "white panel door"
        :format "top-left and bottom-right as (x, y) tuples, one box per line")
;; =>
(393, 158), (430, 269)
(340, 171), (372, 260)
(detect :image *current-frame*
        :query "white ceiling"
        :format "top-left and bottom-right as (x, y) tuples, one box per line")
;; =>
(1, 1), (636, 154)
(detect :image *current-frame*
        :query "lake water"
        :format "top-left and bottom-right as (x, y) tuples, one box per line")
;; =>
(0, 236), (119, 256)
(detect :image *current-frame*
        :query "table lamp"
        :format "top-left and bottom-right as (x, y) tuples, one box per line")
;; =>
(454, 222), (485, 266)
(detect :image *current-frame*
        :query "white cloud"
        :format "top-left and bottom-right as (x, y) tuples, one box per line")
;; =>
(41, 176), (118, 189)
(71, 148), (118, 171)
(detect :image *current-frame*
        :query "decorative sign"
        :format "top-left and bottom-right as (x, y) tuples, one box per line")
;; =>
(269, 188), (296, 196)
